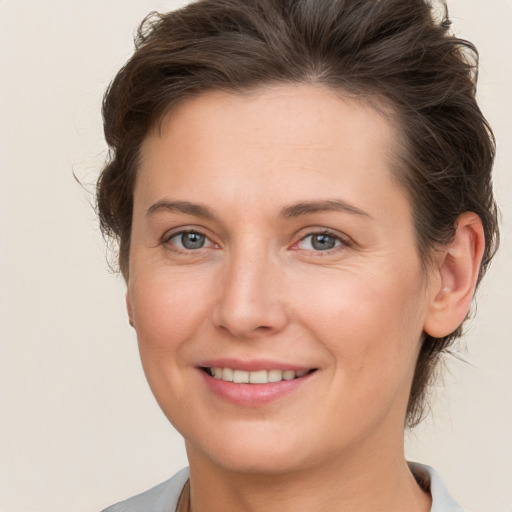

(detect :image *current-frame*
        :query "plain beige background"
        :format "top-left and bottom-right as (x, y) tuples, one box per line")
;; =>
(0, 1), (510, 511)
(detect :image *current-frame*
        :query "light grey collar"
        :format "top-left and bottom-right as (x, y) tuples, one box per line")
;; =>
(409, 461), (466, 512)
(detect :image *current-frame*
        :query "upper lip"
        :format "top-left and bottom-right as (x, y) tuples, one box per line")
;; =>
(197, 358), (315, 372)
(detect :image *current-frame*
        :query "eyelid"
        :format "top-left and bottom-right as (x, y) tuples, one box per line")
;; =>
(162, 227), (217, 251)
(291, 228), (352, 252)
(160, 225), (352, 253)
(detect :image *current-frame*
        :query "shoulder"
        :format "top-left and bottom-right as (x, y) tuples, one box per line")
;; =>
(408, 462), (466, 512)
(101, 467), (190, 512)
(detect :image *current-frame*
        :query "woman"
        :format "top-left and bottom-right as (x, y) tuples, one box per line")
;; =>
(97, 0), (499, 510)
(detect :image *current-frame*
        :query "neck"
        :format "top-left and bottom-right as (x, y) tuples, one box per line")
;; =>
(185, 438), (431, 512)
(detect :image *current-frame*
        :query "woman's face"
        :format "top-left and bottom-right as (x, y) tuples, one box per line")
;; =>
(127, 85), (437, 474)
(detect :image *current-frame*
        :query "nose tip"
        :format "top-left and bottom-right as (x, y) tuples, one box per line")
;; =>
(212, 258), (288, 339)
(217, 319), (277, 339)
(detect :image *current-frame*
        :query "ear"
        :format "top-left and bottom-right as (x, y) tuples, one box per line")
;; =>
(423, 212), (485, 338)
(126, 291), (135, 328)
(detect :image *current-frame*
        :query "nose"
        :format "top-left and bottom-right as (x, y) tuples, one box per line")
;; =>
(212, 245), (289, 339)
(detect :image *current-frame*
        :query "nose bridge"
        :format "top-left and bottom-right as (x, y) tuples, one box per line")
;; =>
(213, 236), (287, 337)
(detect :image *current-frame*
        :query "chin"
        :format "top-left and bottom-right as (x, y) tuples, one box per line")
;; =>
(185, 425), (316, 475)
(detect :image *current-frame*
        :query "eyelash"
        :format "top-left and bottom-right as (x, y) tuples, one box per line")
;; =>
(162, 228), (351, 255)
(163, 230), (216, 252)
(293, 230), (351, 254)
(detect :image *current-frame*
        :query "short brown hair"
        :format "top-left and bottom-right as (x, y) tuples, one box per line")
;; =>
(97, 0), (499, 427)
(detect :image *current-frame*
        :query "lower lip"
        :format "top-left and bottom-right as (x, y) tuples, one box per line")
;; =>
(199, 370), (314, 407)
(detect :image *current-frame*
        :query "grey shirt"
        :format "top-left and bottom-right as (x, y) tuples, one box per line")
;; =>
(102, 463), (465, 512)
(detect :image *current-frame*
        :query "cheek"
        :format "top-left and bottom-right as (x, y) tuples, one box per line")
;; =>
(129, 269), (211, 355)
(291, 265), (427, 379)
(127, 270), (214, 426)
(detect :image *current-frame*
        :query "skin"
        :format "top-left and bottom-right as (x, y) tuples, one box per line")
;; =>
(126, 84), (484, 511)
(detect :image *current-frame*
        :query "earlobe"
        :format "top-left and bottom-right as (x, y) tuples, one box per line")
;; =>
(126, 292), (135, 328)
(423, 212), (485, 338)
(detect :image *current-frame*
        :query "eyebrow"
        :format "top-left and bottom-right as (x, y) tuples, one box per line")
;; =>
(280, 199), (371, 219)
(146, 198), (371, 220)
(146, 200), (215, 219)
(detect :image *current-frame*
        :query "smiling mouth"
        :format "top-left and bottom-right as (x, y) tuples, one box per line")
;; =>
(202, 367), (316, 384)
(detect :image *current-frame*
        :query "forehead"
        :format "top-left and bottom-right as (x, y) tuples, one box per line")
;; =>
(144, 84), (399, 158)
(136, 84), (407, 221)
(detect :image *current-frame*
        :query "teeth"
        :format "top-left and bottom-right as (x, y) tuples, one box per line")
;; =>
(249, 370), (268, 384)
(209, 367), (310, 384)
(233, 370), (249, 383)
(268, 369), (283, 382)
(222, 368), (234, 381)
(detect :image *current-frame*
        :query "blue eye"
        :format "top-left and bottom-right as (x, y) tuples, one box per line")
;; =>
(298, 233), (342, 251)
(168, 231), (210, 250)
